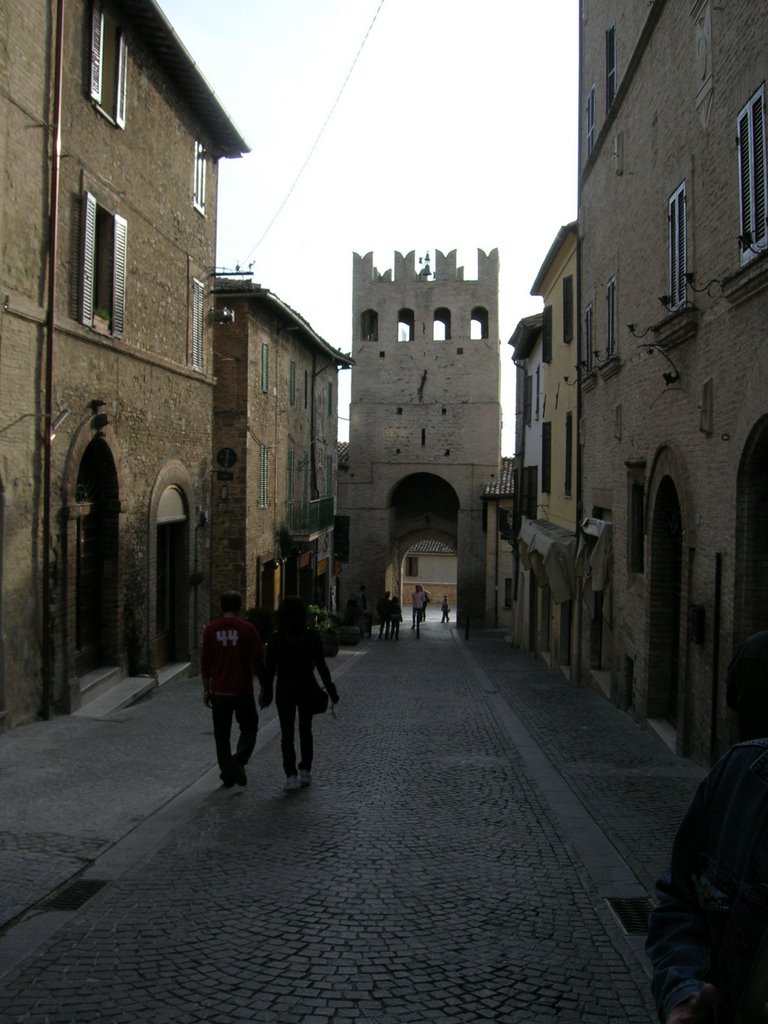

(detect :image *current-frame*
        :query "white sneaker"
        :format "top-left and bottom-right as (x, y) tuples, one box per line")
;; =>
(284, 775), (300, 791)
(299, 769), (312, 787)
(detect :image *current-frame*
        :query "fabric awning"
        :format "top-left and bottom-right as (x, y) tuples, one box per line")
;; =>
(517, 518), (577, 603)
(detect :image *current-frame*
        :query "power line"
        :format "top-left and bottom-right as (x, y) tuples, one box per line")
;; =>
(239, 0), (386, 269)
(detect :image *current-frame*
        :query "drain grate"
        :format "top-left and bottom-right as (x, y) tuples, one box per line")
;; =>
(607, 896), (654, 935)
(38, 879), (107, 912)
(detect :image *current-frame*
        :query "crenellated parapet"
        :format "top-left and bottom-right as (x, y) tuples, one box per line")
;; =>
(353, 248), (498, 286)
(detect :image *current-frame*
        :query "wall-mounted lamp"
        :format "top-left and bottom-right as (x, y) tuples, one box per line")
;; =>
(627, 323), (653, 339)
(210, 306), (235, 325)
(644, 344), (680, 386)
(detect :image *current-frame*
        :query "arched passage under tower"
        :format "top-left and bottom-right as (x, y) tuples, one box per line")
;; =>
(383, 472), (459, 600)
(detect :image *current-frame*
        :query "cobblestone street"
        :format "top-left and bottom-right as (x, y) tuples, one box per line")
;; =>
(0, 622), (704, 1023)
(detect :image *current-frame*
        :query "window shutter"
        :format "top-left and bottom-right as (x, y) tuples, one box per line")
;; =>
(80, 191), (97, 326)
(541, 422), (552, 494)
(191, 278), (204, 369)
(676, 188), (686, 306)
(542, 306), (553, 363)
(90, 5), (103, 103)
(112, 214), (127, 337)
(752, 92), (766, 244)
(739, 108), (753, 245)
(563, 276), (574, 343)
(116, 33), (128, 128)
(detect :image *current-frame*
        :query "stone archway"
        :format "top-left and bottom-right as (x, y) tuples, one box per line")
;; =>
(735, 415), (768, 644)
(72, 437), (121, 677)
(383, 473), (461, 616)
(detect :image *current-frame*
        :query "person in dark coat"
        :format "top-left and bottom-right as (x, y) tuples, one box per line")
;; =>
(262, 597), (339, 791)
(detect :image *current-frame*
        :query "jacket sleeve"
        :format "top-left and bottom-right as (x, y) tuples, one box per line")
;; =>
(645, 759), (726, 1022)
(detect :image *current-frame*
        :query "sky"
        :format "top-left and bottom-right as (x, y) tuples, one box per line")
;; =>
(156, 0), (579, 451)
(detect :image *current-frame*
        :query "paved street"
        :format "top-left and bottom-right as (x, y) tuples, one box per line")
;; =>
(0, 619), (705, 1023)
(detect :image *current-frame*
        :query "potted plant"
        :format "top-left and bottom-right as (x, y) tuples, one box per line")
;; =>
(308, 604), (343, 657)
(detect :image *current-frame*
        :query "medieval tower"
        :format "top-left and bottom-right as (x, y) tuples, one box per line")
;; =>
(337, 248), (501, 624)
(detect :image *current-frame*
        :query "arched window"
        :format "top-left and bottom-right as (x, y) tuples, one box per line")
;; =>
(360, 308), (378, 340)
(471, 306), (489, 339)
(433, 307), (451, 340)
(398, 308), (414, 342)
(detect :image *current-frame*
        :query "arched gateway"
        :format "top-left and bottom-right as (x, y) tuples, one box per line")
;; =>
(337, 249), (501, 623)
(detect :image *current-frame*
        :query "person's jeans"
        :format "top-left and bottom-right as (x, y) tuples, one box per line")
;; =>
(390, 617), (400, 639)
(277, 699), (314, 776)
(211, 692), (258, 771)
(378, 618), (390, 639)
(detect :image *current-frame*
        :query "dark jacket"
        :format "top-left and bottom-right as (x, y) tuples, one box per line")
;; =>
(263, 628), (337, 706)
(646, 739), (768, 1022)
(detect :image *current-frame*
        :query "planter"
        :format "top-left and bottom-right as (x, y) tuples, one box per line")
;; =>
(320, 630), (340, 657)
(339, 625), (361, 646)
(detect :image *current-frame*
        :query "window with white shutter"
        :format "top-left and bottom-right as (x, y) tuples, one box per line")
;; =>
(90, 4), (127, 128)
(586, 85), (596, 155)
(191, 278), (204, 369)
(259, 445), (269, 508)
(193, 141), (206, 213)
(668, 182), (687, 311)
(606, 277), (616, 356)
(738, 85), (767, 264)
(80, 191), (127, 337)
(584, 303), (594, 371)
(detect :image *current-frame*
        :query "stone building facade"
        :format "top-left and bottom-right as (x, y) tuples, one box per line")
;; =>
(511, 225), (578, 673)
(337, 249), (501, 623)
(0, 0), (247, 728)
(578, 0), (768, 761)
(211, 280), (352, 615)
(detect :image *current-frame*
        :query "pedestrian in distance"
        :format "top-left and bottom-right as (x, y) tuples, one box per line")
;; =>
(389, 594), (403, 640)
(376, 590), (392, 640)
(441, 596), (450, 623)
(411, 584), (426, 629)
(201, 591), (265, 788)
(646, 630), (768, 1023)
(262, 596), (339, 792)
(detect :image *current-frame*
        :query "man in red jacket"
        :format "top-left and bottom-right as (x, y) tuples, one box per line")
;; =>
(201, 592), (265, 788)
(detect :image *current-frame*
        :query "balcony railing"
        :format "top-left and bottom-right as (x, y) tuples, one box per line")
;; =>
(284, 497), (335, 536)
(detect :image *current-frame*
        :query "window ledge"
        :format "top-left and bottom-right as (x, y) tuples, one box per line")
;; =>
(722, 253), (768, 307)
(651, 305), (700, 348)
(582, 370), (598, 392)
(598, 354), (621, 380)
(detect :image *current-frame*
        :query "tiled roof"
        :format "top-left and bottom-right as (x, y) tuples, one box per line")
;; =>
(482, 456), (515, 498)
(408, 540), (455, 555)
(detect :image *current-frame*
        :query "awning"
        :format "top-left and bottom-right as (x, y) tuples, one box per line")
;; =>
(517, 518), (577, 603)
(576, 517), (613, 627)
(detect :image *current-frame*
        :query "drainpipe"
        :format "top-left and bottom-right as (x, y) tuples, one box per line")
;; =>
(41, 0), (65, 719)
(709, 552), (722, 760)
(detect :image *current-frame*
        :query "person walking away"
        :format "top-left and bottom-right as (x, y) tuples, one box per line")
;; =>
(389, 595), (402, 640)
(262, 596), (339, 791)
(646, 633), (768, 1023)
(376, 591), (392, 639)
(201, 591), (265, 788)
(441, 596), (450, 623)
(411, 584), (426, 629)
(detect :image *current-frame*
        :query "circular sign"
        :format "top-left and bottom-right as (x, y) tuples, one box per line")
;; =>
(216, 447), (237, 469)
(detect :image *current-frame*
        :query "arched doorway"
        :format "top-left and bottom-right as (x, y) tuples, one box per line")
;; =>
(155, 486), (188, 667)
(735, 416), (768, 642)
(648, 475), (683, 726)
(74, 438), (120, 675)
(388, 472), (460, 603)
